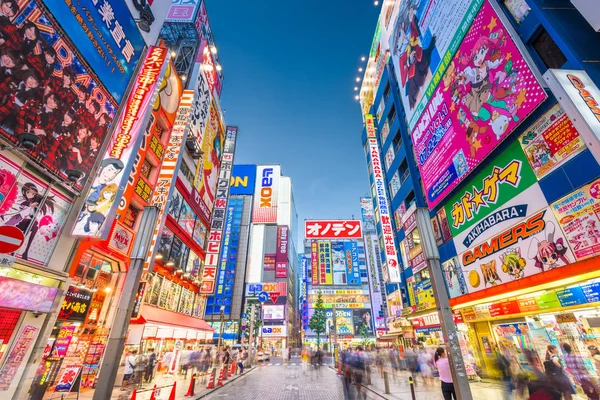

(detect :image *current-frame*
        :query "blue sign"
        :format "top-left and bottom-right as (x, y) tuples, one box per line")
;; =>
(582, 283), (600, 303)
(258, 292), (269, 303)
(344, 241), (361, 286)
(230, 165), (257, 195)
(557, 286), (588, 307)
(43, 0), (145, 102)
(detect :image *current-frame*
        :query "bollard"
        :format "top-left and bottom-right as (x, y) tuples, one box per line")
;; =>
(409, 376), (416, 400)
(383, 371), (391, 395)
(184, 373), (197, 396)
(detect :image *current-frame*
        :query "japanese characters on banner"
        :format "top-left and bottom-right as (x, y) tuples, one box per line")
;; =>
(459, 208), (575, 295)
(58, 286), (93, 321)
(518, 103), (586, 179)
(345, 241), (361, 286)
(311, 241), (319, 286)
(144, 90), (195, 271)
(366, 129), (401, 283)
(55, 365), (81, 393)
(72, 47), (169, 239)
(551, 179), (600, 261)
(166, 0), (201, 23)
(276, 225), (289, 278)
(389, 0), (484, 130)
(305, 220), (363, 239)
(199, 126), (238, 294)
(252, 165), (280, 223)
(318, 241), (333, 285)
(444, 141), (548, 254)
(263, 254), (276, 271)
(0, 325), (39, 391)
(360, 197), (377, 234)
(217, 206), (234, 295)
(0, 276), (58, 313)
(412, 0), (547, 209)
(187, 52), (212, 149)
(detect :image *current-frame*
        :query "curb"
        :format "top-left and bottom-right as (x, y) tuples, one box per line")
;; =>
(194, 366), (257, 399)
(327, 366), (389, 399)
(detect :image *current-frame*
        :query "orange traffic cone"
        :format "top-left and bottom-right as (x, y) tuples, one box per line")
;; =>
(206, 368), (216, 389)
(217, 365), (225, 387)
(168, 381), (177, 400)
(337, 362), (342, 375)
(223, 363), (229, 380)
(184, 373), (197, 396)
(229, 361), (236, 376)
(149, 384), (157, 400)
(129, 388), (137, 400)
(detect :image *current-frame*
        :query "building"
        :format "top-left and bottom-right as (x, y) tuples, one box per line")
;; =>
(360, 0), (600, 381)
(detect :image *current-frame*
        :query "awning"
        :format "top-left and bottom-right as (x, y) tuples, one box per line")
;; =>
(132, 305), (214, 332)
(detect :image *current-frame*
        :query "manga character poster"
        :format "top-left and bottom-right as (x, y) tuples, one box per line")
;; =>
(412, 0), (547, 209)
(389, 0), (484, 130)
(0, 0), (118, 187)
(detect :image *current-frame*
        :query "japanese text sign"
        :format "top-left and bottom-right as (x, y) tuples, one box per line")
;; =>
(365, 114), (376, 138)
(411, 0), (547, 209)
(0, 276), (58, 313)
(305, 220), (363, 239)
(311, 241), (319, 286)
(166, 0), (201, 22)
(0, 325), (38, 390)
(58, 286), (93, 321)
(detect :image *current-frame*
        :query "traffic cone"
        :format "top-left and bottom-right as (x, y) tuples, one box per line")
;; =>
(149, 385), (157, 400)
(337, 362), (342, 375)
(129, 388), (137, 400)
(184, 373), (197, 396)
(229, 361), (236, 376)
(217, 365), (225, 387)
(223, 363), (228, 380)
(206, 368), (216, 389)
(168, 381), (177, 400)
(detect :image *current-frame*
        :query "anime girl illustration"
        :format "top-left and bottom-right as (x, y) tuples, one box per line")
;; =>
(95, 183), (117, 214)
(586, 220), (600, 245)
(480, 260), (502, 287)
(391, 0), (436, 110)
(83, 212), (105, 235)
(570, 232), (590, 252)
(453, 150), (469, 177)
(528, 221), (571, 271)
(527, 142), (551, 170)
(500, 248), (526, 280)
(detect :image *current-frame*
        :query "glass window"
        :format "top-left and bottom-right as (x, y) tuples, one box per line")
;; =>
(157, 229), (174, 259)
(504, 0), (530, 23)
(168, 190), (183, 220)
(387, 104), (396, 125)
(178, 200), (195, 237)
(532, 28), (567, 69)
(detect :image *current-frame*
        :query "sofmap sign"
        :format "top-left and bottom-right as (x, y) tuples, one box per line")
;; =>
(305, 220), (363, 239)
(411, 0), (547, 209)
(444, 141), (548, 253)
(252, 166), (280, 223)
(230, 165), (257, 195)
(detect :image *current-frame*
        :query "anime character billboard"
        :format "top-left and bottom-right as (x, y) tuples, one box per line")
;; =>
(411, 0), (547, 209)
(389, 0), (484, 130)
(0, 0), (119, 187)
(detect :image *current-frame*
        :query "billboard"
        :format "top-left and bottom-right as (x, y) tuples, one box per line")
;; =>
(252, 165), (280, 223)
(230, 165), (257, 195)
(318, 241), (333, 285)
(125, 0), (172, 46)
(331, 242), (347, 285)
(166, 0), (201, 23)
(411, 0), (547, 209)
(444, 141), (548, 254)
(261, 325), (287, 337)
(43, 0), (145, 102)
(551, 179), (600, 261)
(389, 0), (484, 130)
(187, 51), (212, 150)
(459, 208), (575, 295)
(263, 305), (285, 320)
(72, 47), (168, 238)
(276, 225), (289, 278)
(518, 103), (586, 179)
(367, 137), (401, 283)
(199, 126), (237, 294)
(245, 282), (287, 297)
(0, 0), (121, 185)
(360, 197), (377, 234)
(345, 241), (361, 286)
(196, 1), (224, 93)
(305, 220), (363, 239)
(311, 241), (319, 286)
(442, 257), (468, 299)
(353, 309), (374, 336)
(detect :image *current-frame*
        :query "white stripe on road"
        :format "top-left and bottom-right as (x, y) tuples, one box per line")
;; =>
(0, 234), (21, 246)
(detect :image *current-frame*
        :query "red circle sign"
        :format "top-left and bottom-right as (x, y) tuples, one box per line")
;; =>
(0, 226), (25, 254)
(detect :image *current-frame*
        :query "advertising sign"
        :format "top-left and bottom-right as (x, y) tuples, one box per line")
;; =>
(144, 90), (195, 271)
(245, 282), (287, 297)
(442, 257), (469, 298)
(305, 220), (363, 239)
(444, 141), (548, 253)
(0, 276), (58, 313)
(230, 165), (257, 195)
(166, 0), (201, 23)
(411, 0), (547, 209)
(217, 206), (234, 295)
(360, 197), (377, 234)
(519, 103), (586, 179)
(54, 326), (76, 358)
(0, 325), (38, 391)
(551, 179), (600, 261)
(263, 305), (285, 320)
(58, 286), (93, 321)
(54, 365), (81, 392)
(107, 221), (135, 257)
(353, 309), (374, 335)
(346, 241), (361, 286)
(252, 166), (280, 223)
(261, 325), (287, 337)
(365, 114), (377, 138)
(276, 226), (289, 263)
(311, 241), (319, 286)
(327, 309), (354, 335)
(187, 54), (212, 149)
(195, 1), (224, 89)
(318, 241), (333, 285)
(263, 254), (276, 271)
(389, 0), (484, 130)
(73, 47), (168, 238)
(367, 137), (401, 283)
(199, 126), (237, 294)
(459, 209), (575, 295)
(331, 242), (347, 285)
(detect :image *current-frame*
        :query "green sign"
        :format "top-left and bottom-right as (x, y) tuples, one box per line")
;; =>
(535, 292), (561, 311)
(444, 140), (537, 238)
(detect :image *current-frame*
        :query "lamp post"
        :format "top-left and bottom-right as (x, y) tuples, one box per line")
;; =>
(217, 305), (225, 357)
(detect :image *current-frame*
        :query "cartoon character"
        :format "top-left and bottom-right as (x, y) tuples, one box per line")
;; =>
(480, 260), (502, 287)
(453, 150), (469, 177)
(528, 221), (571, 271)
(528, 142), (551, 169)
(38, 215), (59, 241)
(95, 183), (117, 214)
(489, 109), (511, 141)
(569, 232), (590, 251)
(586, 220), (600, 245)
(500, 248), (526, 279)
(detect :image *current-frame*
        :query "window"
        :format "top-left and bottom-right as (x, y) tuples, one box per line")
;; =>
(389, 172), (401, 198)
(392, 129), (402, 152)
(123, 206), (139, 229)
(387, 104), (396, 125)
(383, 82), (391, 101)
(399, 159), (409, 184)
(532, 28), (566, 69)
(405, 190), (415, 208)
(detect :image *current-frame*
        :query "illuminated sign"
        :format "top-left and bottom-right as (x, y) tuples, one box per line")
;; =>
(246, 282), (287, 297)
(261, 325), (287, 337)
(252, 165), (280, 223)
(305, 220), (363, 239)
(230, 165), (257, 195)
(365, 114), (376, 138)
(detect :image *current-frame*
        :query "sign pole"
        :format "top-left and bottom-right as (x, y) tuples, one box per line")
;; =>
(92, 207), (158, 400)
(415, 208), (472, 400)
(248, 303), (256, 366)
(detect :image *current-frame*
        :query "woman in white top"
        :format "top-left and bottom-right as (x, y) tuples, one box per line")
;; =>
(435, 347), (456, 400)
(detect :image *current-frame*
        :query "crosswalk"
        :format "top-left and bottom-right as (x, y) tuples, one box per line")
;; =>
(266, 362), (298, 366)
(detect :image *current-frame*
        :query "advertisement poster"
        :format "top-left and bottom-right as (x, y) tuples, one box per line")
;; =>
(389, 0), (484, 130)
(252, 165), (280, 223)
(519, 103), (586, 179)
(551, 180), (600, 261)
(444, 141), (549, 253)
(437, 208), (453, 242)
(360, 198), (377, 234)
(58, 286), (93, 321)
(53, 326), (76, 358)
(318, 241), (333, 285)
(353, 309), (374, 335)
(0, 325), (39, 390)
(311, 241), (319, 286)
(326, 309), (354, 335)
(263, 254), (276, 271)
(54, 365), (81, 392)
(442, 257), (469, 298)
(263, 305), (285, 320)
(459, 208), (575, 294)
(0, 276), (58, 313)
(411, 0), (547, 209)
(331, 242), (348, 285)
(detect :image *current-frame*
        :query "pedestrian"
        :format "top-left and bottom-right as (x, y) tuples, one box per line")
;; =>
(435, 347), (456, 400)
(406, 347), (419, 386)
(418, 347), (434, 387)
(237, 348), (245, 374)
(288, 346), (292, 363)
(563, 343), (600, 400)
(544, 344), (574, 400)
(121, 349), (137, 390)
(222, 346), (231, 368)
(354, 346), (366, 399)
(145, 348), (156, 383)
(257, 346), (265, 367)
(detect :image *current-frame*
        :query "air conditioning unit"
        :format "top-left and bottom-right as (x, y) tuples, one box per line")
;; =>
(572, 0), (600, 32)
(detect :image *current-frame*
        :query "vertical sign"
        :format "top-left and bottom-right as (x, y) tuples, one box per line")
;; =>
(252, 166), (280, 223)
(200, 126), (238, 294)
(0, 325), (39, 390)
(276, 226), (289, 278)
(217, 206), (235, 294)
(311, 241), (319, 286)
(144, 90), (195, 270)
(73, 47), (169, 239)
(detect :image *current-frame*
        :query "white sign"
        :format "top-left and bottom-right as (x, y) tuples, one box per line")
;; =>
(0, 254), (15, 268)
(261, 325), (287, 337)
(252, 165), (280, 223)
(262, 305), (285, 320)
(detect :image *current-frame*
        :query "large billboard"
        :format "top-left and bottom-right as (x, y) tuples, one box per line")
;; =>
(360, 198), (376, 234)
(389, 0), (483, 130)
(252, 165), (280, 223)
(305, 220), (363, 240)
(230, 164), (257, 195)
(166, 0), (201, 23)
(411, 0), (547, 209)
(318, 241), (333, 285)
(344, 241), (361, 286)
(72, 47), (168, 238)
(276, 225), (289, 278)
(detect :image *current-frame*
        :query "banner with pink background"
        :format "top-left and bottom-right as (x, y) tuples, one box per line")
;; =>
(411, 0), (547, 209)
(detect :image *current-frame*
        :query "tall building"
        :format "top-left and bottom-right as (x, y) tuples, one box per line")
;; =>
(360, 0), (600, 379)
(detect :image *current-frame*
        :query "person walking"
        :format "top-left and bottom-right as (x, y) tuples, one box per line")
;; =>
(435, 347), (456, 400)
(121, 350), (137, 390)
(237, 348), (245, 374)
(563, 343), (600, 400)
(145, 348), (156, 383)
(544, 344), (574, 400)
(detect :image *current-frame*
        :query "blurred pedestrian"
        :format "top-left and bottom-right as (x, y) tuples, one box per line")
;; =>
(145, 348), (156, 383)
(354, 346), (367, 400)
(563, 343), (599, 400)
(418, 347), (434, 387)
(435, 347), (456, 400)
(406, 347), (419, 386)
(544, 344), (574, 400)
(237, 348), (245, 374)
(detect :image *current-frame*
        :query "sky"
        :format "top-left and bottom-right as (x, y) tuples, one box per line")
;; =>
(208, 0), (381, 245)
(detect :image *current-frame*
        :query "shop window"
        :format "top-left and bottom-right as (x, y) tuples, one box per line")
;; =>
(531, 28), (567, 70)
(73, 251), (115, 289)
